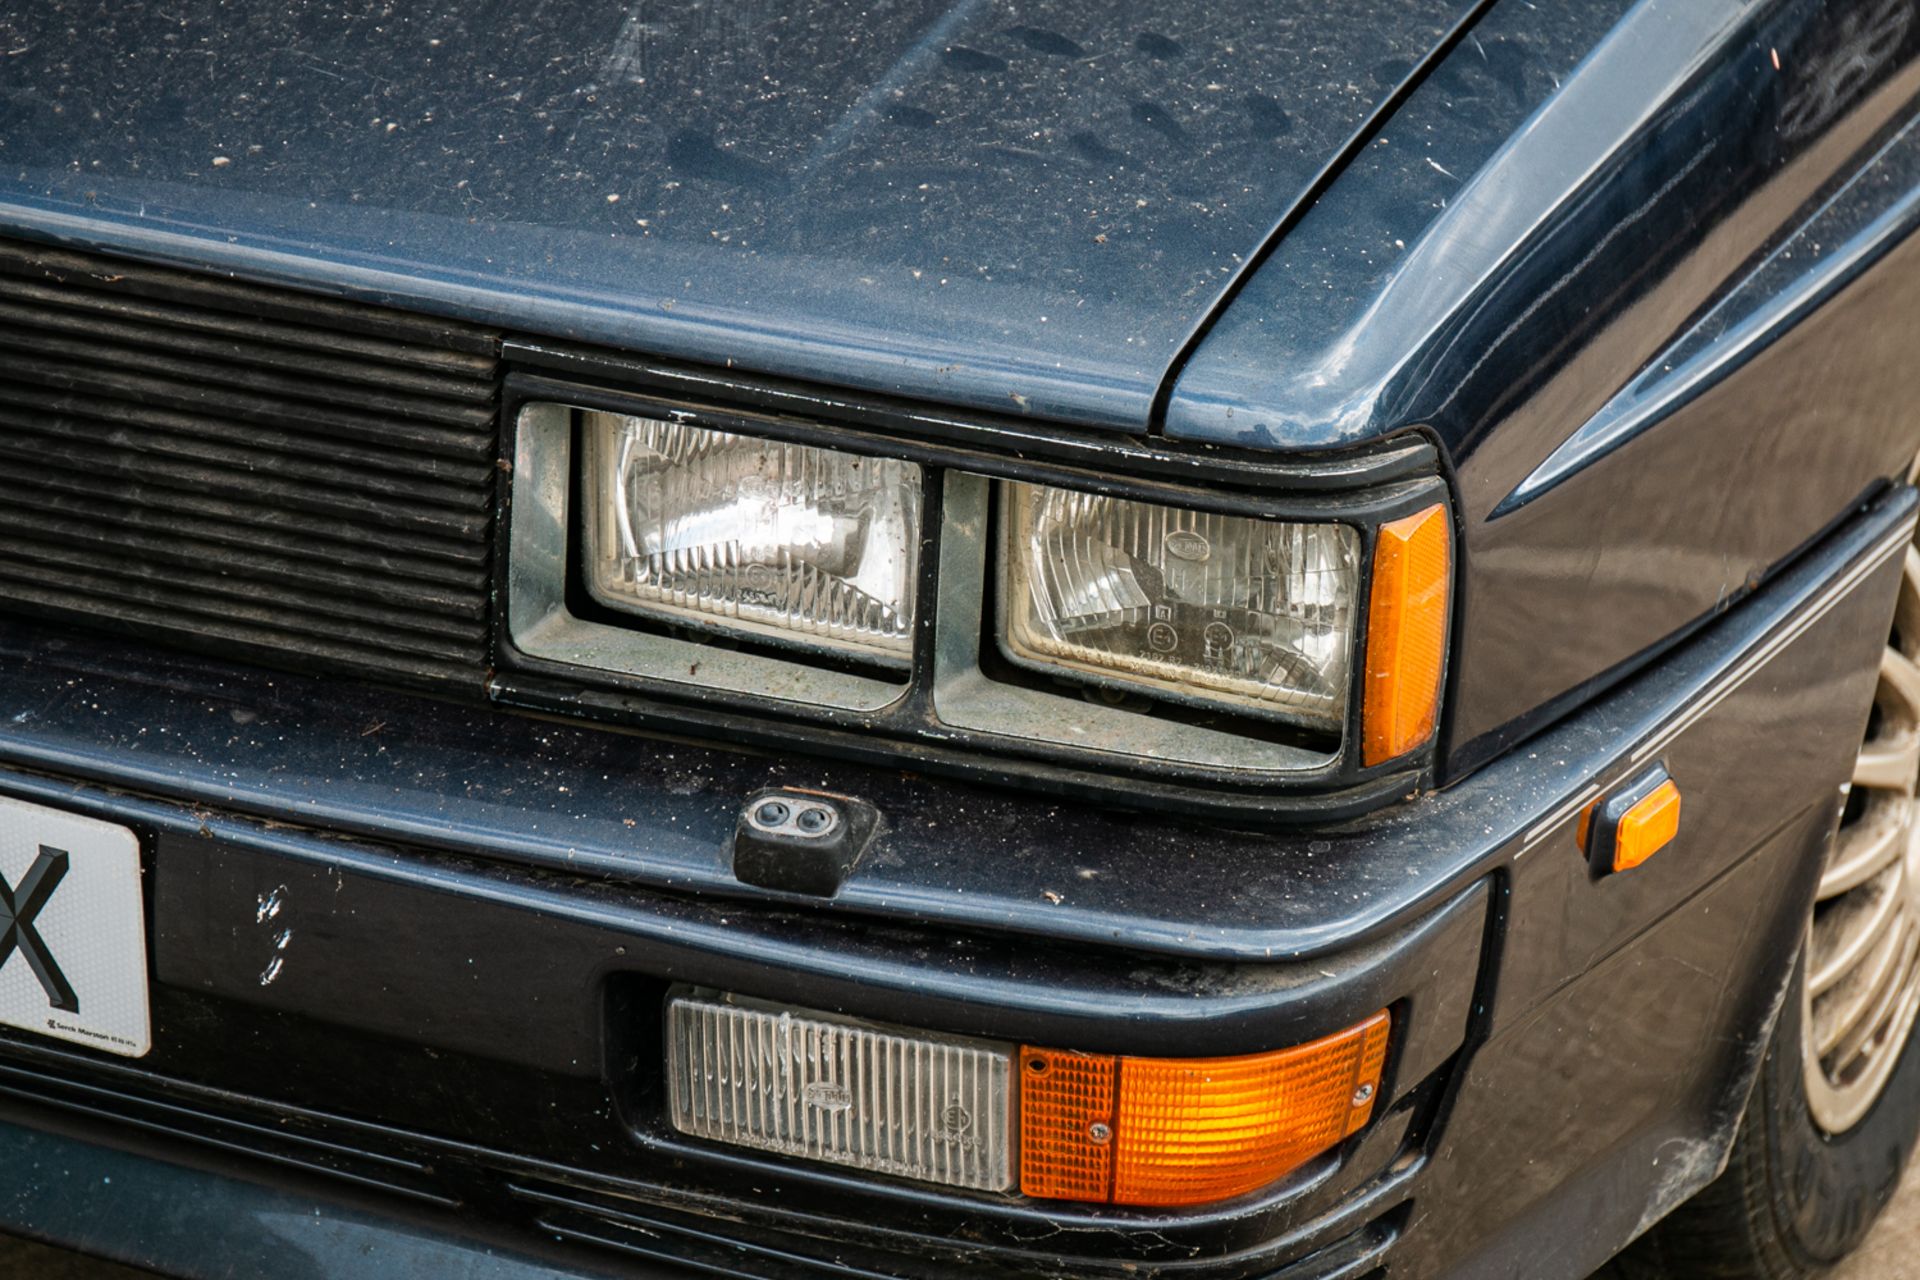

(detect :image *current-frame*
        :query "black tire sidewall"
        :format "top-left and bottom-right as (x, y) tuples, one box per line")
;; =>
(1760, 954), (1920, 1268)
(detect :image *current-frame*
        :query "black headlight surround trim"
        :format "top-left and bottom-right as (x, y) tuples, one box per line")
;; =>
(514, 372), (1437, 518)
(505, 336), (1440, 495)
(494, 364), (1453, 824)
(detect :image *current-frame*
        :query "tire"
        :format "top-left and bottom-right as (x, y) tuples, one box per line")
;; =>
(1602, 952), (1920, 1278)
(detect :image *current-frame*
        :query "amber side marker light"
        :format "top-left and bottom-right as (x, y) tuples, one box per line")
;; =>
(1580, 767), (1683, 876)
(1363, 503), (1452, 766)
(1019, 1011), (1391, 1208)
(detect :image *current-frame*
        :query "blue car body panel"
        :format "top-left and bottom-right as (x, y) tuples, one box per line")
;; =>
(1164, 0), (1920, 766)
(5, 0), (1920, 1275)
(0, 0), (1476, 431)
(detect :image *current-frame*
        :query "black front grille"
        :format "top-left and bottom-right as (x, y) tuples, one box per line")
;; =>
(0, 241), (503, 687)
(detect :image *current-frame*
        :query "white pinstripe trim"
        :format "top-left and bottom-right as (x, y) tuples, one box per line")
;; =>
(1512, 519), (1915, 861)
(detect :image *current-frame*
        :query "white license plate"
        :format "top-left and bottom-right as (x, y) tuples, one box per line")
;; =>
(0, 795), (150, 1057)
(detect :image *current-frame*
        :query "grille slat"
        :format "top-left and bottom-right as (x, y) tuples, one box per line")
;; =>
(2, 427), (489, 540)
(0, 242), (499, 361)
(0, 360), (488, 469)
(0, 513), (487, 628)
(5, 480), (488, 588)
(0, 404), (494, 515)
(0, 331), (497, 437)
(0, 379), (496, 484)
(0, 240), (503, 688)
(0, 557), (483, 663)
(0, 284), (498, 401)
(0, 576), (476, 685)
(7, 454), (491, 564)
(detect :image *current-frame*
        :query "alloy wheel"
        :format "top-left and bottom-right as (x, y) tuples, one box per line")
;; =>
(1804, 540), (1920, 1133)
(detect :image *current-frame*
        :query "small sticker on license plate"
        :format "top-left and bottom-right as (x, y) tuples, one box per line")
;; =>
(0, 796), (150, 1058)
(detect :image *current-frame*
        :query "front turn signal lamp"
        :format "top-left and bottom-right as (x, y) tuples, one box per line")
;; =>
(666, 991), (1391, 1210)
(1020, 1012), (1391, 1207)
(1362, 503), (1452, 765)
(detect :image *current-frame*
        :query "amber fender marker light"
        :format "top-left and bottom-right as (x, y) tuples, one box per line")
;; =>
(1363, 504), (1453, 766)
(1019, 1011), (1391, 1208)
(1580, 768), (1684, 876)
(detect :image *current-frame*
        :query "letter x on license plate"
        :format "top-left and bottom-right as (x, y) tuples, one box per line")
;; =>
(0, 795), (150, 1057)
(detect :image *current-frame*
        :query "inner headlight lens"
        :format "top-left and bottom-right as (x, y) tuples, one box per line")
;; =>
(584, 412), (922, 665)
(998, 482), (1360, 730)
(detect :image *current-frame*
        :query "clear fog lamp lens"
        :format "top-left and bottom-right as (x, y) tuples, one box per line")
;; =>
(668, 992), (1017, 1192)
(585, 412), (922, 664)
(999, 482), (1360, 730)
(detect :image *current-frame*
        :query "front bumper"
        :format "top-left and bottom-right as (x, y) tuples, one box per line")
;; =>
(0, 485), (1908, 1280)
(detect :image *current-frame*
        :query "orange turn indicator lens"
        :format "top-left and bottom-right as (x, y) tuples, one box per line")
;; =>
(1363, 504), (1452, 766)
(1579, 767), (1683, 876)
(1613, 779), (1682, 872)
(1020, 1012), (1391, 1208)
(1018, 1051), (1117, 1202)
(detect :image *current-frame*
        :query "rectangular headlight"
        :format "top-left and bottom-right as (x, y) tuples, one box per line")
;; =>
(584, 412), (922, 665)
(998, 482), (1360, 731)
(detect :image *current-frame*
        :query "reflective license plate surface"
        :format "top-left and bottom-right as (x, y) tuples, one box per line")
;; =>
(0, 795), (150, 1057)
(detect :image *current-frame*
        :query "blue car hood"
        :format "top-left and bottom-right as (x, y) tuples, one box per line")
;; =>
(0, 0), (1469, 430)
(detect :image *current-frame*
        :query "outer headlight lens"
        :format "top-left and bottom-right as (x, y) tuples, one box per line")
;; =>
(998, 482), (1360, 731)
(584, 412), (922, 665)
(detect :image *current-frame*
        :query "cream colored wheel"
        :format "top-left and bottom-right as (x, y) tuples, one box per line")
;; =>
(1804, 542), (1920, 1133)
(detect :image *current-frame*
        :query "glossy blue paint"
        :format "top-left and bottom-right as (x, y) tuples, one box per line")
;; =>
(1507, 106), (1920, 513)
(1162, 0), (1644, 448)
(0, 0), (1475, 431)
(1166, 0), (1920, 767)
